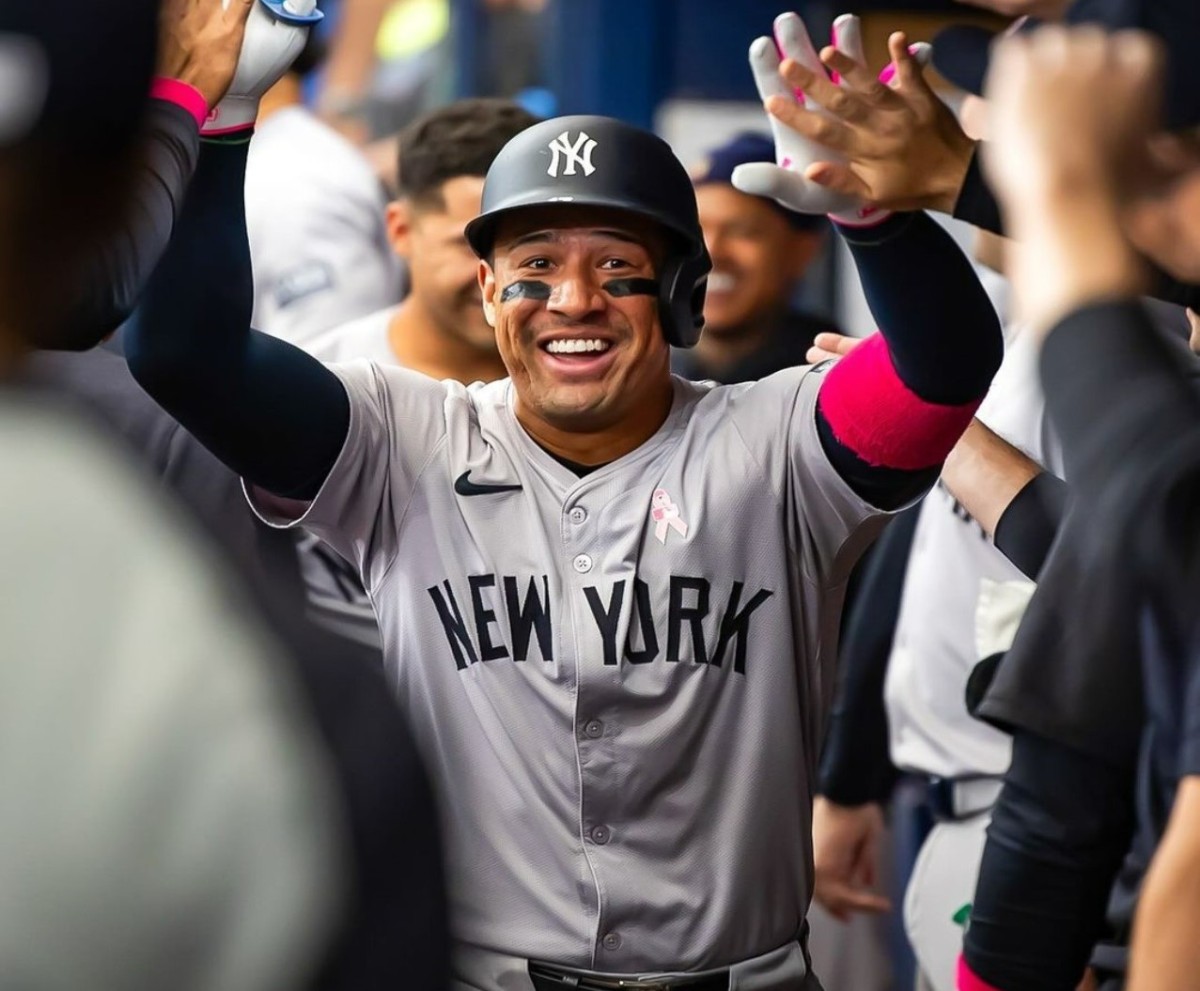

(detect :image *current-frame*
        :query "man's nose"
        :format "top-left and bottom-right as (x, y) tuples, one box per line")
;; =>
(547, 273), (605, 319)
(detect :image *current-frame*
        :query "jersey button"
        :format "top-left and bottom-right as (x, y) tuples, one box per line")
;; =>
(601, 932), (622, 951)
(572, 553), (593, 574)
(583, 719), (604, 739)
(590, 825), (610, 845)
(568, 506), (587, 525)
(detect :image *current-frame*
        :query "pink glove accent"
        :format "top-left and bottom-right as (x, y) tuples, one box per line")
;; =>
(957, 954), (1005, 991)
(200, 112), (256, 137)
(149, 78), (208, 130)
(818, 332), (981, 470)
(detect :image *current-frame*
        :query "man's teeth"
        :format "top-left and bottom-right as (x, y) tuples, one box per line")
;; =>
(545, 339), (611, 355)
(708, 272), (737, 293)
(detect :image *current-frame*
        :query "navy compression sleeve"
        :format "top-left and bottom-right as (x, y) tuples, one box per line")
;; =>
(125, 137), (349, 500)
(817, 502), (919, 805)
(816, 212), (1004, 508)
(56, 99), (199, 349)
(993, 472), (1070, 580)
(963, 731), (1135, 991)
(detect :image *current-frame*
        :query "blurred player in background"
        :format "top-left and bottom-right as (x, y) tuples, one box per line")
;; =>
(676, 132), (839, 385)
(0, 2), (348, 986)
(247, 31), (403, 349)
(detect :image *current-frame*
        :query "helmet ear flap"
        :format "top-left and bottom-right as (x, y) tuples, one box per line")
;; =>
(658, 252), (709, 348)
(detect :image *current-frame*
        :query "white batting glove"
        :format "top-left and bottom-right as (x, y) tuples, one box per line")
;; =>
(733, 12), (931, 226)
(203, 0), (322, 136)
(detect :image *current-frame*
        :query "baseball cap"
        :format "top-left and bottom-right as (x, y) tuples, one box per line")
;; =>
(0, 0), (159, 154)
(691, 132), (827, 232)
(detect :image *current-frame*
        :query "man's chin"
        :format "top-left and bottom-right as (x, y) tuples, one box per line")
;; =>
(698, 313), (748, 339)
(527, 384), (612, 428)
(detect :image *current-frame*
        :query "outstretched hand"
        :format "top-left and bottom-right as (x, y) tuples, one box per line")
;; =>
(734, 12), (870, 219)
(757, 24), (974, 217)
(157, 0), (256, 110)
(806, 331), (863, 365)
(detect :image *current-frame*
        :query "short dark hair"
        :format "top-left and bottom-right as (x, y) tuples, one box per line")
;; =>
(396, 99), (539, 210)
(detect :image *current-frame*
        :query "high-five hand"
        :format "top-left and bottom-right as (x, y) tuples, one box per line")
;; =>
(737, 12), (954, 218)
(203, 0), (323, 135)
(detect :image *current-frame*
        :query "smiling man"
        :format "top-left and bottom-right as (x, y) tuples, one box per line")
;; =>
(126, 69), (1003, 987)
(676, 132), (838, 385)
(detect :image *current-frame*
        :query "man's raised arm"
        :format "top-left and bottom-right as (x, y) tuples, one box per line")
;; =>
(126, 0), (348, 500)
(738, 14), (1003, 509)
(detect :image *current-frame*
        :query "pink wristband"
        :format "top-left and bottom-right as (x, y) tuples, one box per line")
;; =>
(818, 332), (981, 470)
(957, 954), (1004, 991)
(149, 78), (208, 130)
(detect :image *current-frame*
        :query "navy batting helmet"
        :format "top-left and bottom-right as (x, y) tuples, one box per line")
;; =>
(465, 115), (712, 348)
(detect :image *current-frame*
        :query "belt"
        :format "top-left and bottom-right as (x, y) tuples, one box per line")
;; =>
(528, 961), (729, 991)
(927, 775), (1003, 821)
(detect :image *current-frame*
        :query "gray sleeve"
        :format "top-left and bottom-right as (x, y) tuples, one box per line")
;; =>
(728, 365), (889, 588)
(247, 360), (452, 591)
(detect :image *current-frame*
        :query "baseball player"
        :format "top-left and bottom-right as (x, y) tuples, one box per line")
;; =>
(125, 12), (1004, 988)
(675, 132), (838, 385)
(246, 31), (405, 350)
(309, 98), (539, 369)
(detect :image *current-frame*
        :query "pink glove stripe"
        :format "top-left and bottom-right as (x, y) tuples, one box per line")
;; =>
(818, 332), (980, 470)
(149, 78), (208, 130)
(201, 120), (256, 137)
(956, 955), (1004, 991)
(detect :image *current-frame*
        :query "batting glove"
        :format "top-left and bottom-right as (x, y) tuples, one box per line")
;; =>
(203, 0), (322, 136)
(733, 12), (931, 226)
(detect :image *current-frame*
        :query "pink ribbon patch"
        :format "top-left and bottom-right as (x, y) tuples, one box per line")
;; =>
(651, 489), (689, 544)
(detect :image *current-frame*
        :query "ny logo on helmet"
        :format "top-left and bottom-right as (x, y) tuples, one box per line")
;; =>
(546, 131), (597, 178)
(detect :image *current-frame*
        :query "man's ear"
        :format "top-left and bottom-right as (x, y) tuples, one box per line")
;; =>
(385, 199), (414, 260)
(480, 261), (497, 328)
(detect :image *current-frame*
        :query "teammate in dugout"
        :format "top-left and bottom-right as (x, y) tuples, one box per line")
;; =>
(125, 10), (1002, 990)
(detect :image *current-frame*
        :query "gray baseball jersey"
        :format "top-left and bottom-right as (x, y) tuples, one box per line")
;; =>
(249, 360), (886, 986)
(246, 108), (403, 350)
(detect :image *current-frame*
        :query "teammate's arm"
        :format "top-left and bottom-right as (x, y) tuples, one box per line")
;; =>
(52, 0), (256, 350)
(962, 730), (1135, 991)
(1128, 777), (1200, 990)
(813, 504), (918, 919)
(54, 100), (200, 349)
(813, 210), (1004, 508)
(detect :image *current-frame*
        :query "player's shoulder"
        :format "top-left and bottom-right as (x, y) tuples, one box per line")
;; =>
(677, 363), (825, 415)
(323, 358), (510, 430)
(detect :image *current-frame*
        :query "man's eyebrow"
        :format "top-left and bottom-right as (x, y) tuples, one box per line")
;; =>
(506, 228), (649, 249)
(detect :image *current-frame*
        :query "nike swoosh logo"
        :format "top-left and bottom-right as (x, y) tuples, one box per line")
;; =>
(454, 471), (523, 497)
